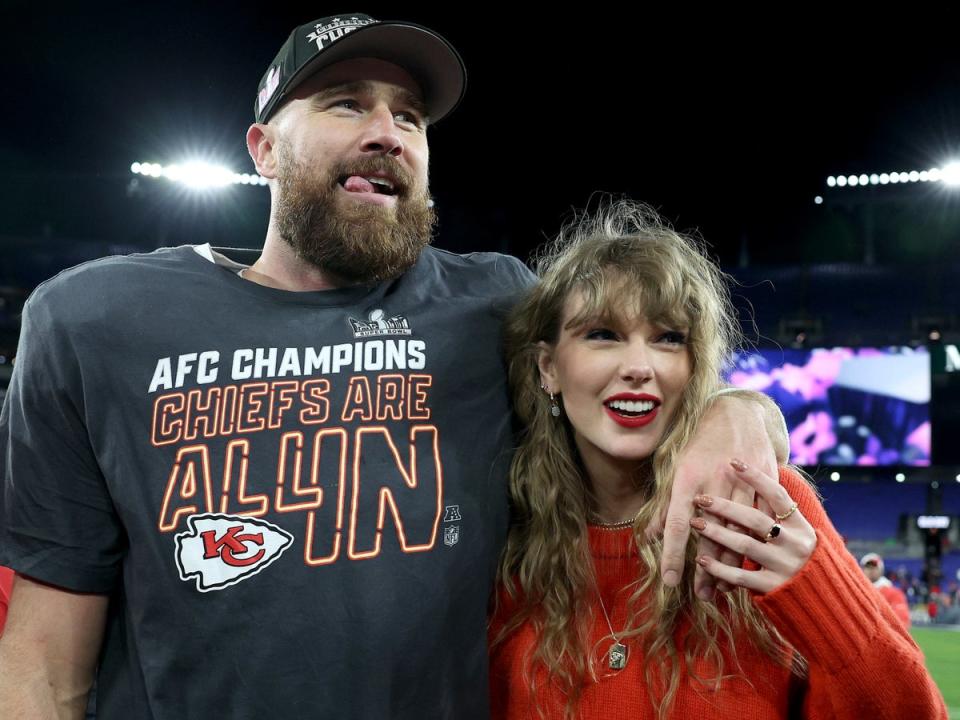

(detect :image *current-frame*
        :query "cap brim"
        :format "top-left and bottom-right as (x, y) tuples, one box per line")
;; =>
(279, 21), (466, 124)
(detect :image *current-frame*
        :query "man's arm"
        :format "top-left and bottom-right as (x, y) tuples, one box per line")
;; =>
(0, 575), (107, 720)
(652, 390), (788, 598)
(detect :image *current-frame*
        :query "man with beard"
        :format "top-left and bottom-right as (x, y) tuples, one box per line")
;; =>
(0, 14), (782, 720)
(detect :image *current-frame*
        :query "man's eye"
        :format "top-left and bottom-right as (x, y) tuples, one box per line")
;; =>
(394, 111), (424, 128)
(585, 328), (617, 341)
(332, 99), (360, 111)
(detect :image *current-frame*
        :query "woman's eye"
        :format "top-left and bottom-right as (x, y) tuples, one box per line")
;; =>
(585, 328), (617, 341)
(658, 331), (688, 345)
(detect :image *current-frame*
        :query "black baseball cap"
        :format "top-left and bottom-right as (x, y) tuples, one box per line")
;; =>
(255, 13), (466, 125)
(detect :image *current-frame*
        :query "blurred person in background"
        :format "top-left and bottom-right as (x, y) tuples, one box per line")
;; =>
(931, 592), (960, 625)
(860, 552), (911, 628)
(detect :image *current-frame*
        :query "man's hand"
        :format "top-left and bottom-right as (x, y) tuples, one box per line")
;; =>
(648, 390), (788, 599)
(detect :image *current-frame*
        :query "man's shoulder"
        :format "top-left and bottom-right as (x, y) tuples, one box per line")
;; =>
(415, 246), (535, 294)
(27, 245), (201, 317)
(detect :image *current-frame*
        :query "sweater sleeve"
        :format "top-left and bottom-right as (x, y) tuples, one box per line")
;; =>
(751, 468), (947, 720)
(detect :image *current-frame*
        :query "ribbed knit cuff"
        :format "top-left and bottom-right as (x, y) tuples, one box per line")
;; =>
(752, 527), (889, 672)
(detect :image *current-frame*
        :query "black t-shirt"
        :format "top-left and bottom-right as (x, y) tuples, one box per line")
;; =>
(0, 244), (534, 720)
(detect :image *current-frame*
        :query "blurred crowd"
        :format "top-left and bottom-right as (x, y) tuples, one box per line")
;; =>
(860, 553), (960, 626)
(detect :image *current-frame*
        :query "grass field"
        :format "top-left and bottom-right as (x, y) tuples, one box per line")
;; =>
(912, 626), (960, 718)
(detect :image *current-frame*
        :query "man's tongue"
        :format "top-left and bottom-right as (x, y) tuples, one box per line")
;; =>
(343, 176), (375, 193)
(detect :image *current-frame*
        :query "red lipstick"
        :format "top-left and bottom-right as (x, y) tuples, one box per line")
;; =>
(603, 393), (661, 428)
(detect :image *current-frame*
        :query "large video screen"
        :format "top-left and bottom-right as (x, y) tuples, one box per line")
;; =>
(726, 347), (930, 466)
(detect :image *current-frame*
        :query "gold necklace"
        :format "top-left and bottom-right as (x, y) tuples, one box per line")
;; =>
(588, 509), (641, 528)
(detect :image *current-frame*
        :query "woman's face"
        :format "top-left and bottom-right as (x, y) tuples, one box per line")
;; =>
(538, 291), (692, 483)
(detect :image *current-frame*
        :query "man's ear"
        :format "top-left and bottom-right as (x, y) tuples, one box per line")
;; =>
(246, 123), (279, 180)
(537, 341), (558, 393)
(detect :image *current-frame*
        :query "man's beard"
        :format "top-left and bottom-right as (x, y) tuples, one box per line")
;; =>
(273, 147), (436, 284)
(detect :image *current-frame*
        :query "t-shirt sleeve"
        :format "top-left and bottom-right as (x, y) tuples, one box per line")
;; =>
(488, 254), (536, 319)
(0, 292), (124, 593)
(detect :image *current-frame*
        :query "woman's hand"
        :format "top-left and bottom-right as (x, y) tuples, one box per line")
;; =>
(689, 459), (817, 594)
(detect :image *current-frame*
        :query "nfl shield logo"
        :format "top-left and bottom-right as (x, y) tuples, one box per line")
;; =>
(444, 525), (460, 547)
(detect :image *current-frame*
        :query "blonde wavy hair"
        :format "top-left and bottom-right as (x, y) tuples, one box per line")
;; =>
(494, 199), (798, 718)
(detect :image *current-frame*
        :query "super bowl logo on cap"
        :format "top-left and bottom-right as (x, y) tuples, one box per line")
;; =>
(306, 16), (378, 50)
(257, 66), (281, 115)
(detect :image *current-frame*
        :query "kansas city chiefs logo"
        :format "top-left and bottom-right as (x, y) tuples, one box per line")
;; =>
(175, 513), (293, 592)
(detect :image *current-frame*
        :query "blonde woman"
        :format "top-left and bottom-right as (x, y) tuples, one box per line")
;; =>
(489, 201), (945, 719)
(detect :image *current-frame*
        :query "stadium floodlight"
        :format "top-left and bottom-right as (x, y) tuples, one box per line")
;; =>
(130, 160), (269, 189)
(824, 163), (960, 190)
(830, 471), (840, 482)
(895, 472), (906, 482)
(814, 196), (823, 205)
(942, 162), (960, 187)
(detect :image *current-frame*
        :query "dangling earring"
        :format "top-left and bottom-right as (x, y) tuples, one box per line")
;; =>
(542, 385), (561, 418)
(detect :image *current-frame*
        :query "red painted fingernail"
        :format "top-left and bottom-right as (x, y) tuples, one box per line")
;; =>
(696, 555), (710, 567)
(690, 517), (706, 531)
(730, 459), (748, 472)
(694, 494), (713, 507)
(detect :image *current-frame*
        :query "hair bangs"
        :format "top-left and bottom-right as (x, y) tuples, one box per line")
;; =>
(561, 262), (695, 338)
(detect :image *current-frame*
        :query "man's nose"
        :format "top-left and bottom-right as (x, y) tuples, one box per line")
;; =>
(359, 105), (403, 158)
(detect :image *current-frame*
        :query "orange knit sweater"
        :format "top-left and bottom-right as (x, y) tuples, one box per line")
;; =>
(489, 469), (947, 719)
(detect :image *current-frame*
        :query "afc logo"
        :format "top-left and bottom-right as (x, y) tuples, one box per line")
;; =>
(443, 505), (461, 547)
(176, 514), (293, 592)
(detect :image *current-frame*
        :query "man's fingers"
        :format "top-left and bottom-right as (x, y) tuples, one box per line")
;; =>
(644, 506), (666, 542)
(714, 468), (756, 591)
(693, 533), (722, 599)
(659, 508), (693, 587)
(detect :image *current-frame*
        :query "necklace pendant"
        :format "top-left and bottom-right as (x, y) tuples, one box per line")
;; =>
(608, 642), (627, 670)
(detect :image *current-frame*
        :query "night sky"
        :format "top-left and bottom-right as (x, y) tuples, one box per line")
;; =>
(6, 3), (960, 267)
